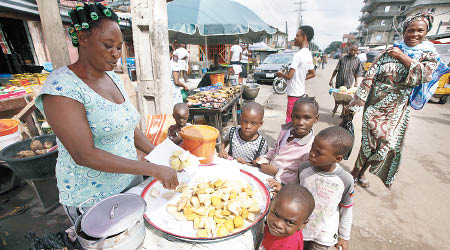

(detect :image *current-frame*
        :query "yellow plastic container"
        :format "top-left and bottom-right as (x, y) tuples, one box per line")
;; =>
(180, 125), (219, 164)
(210, 73), (225, 86)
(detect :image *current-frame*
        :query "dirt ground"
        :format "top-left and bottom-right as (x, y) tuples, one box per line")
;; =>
(1, 59), (449, 250)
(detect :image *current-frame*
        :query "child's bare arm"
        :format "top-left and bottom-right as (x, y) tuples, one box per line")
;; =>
(236, 157), (251, 165)
(218, 140), (229, 159)
(260, 163), (279, 176)
(267, 178), (282, 192)
(336, 206), (352, 250)
(172, 135), (183, 145)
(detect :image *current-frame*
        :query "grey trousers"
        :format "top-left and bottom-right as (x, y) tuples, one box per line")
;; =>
(63, 175), (144, 225)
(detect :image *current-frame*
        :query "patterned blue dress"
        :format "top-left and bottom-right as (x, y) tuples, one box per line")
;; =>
(35, 66), (140, 206)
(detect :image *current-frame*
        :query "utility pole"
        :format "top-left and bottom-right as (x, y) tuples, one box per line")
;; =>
(285, 21), (288, 48)
(36, 0), (70, 69)
(294, 1), (306, 29)
(131, 0), (172, 130)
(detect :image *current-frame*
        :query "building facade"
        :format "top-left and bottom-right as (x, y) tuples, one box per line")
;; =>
(264, 30), (288, 49)
(357, 0), (414, 47)
(356, 0), (450, 47)
(401, 0), (450, 37)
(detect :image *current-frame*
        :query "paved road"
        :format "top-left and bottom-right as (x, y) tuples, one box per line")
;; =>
(258, 58), (450, 250)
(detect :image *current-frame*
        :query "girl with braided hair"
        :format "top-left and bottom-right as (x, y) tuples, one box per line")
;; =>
(349, 12), (450, 188)
(35, 2), (178, 224)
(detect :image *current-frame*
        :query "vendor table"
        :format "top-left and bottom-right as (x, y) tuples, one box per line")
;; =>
(128, 157), (272, 250)
(0, 95), (41, 136)
(189, 92), (242, 144)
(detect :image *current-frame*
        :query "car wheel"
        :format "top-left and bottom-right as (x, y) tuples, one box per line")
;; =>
(438, 95), (448, 104)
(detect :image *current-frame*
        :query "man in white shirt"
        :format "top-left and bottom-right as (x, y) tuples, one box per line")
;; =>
(174, 44), (189, 82)
(275, 25), (316, 123)
(240, 44), (249, 83)
(230, 43), (242, 65)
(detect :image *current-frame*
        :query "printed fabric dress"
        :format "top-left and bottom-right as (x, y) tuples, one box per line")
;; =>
(352, 50), (438, 185)
(35, 66), (140, 207)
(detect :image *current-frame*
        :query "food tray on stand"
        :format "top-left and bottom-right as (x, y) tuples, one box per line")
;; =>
(141, 167), (270, 243)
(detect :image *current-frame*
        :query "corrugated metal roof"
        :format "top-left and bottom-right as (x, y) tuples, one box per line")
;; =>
(0, 0), (130, 27)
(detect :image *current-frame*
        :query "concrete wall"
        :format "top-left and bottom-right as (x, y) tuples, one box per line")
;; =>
(409, 5), (450, 36)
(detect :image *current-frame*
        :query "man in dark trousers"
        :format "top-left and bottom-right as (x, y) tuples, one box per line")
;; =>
(329, 45), (362, 88)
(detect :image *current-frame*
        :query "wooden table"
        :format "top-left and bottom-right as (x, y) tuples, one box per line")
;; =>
(188, 92), (242, 144)
(0, 95), (41, 136)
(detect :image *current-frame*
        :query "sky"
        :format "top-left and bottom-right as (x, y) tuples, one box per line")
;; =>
(233, 0), (364, 50)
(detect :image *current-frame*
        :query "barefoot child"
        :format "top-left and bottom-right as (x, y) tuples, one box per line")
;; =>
(260, 184), (315, 250)
(167, 103), (190, 145)
(256, 97), (319, 184)
(219, 102), (268, 165)
(268, 126), (355, 250)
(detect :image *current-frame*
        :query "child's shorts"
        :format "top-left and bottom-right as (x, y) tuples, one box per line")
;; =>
(304, 241), (333, 250)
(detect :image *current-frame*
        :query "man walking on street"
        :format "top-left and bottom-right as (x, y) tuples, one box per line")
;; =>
(275, 25), (315, 123)
(329, 45), (362, 88)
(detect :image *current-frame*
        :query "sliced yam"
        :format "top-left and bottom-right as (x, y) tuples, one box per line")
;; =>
(194, 217), (201, 229)
(150, 188), (160, 198)
(197, 193), (211, 204)
(177, 197), (188, 211)
(183, 205), (194, 216)
(205, 217), (216, 235)
(162, 191), (177, 200)
(248, 205), (260, 213)
(193, 206), (207, 216)
(215, 224), (230, 237)
(224, 219), (234, 231)
(191, 196), (200, 208)
(199, 216), (207, 229)
(227, 200), (241, 215)
(173, 212), (185, 221)
(176, 183), (189, 193)
(197, 229), (209, 238)
(233, 215), (244, 228)
(166, 204), (178, 216)
(246, 212), (256, 222)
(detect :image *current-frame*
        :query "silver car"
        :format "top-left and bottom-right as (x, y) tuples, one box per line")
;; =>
(253, 53), (294, 84)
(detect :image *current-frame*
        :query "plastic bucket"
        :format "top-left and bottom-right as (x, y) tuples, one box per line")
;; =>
(180, 125), (219, 164)
(0, 119), (20, 136)
(210, 73), (224, 86)
(0, 131), (21, 150)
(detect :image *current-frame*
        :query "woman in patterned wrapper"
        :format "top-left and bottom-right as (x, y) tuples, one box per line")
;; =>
(34, 3), (178, 224)
(348, 12), (444, 188)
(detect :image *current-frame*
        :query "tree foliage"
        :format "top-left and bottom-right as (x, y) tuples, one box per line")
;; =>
(309, 42), (319, 52)
(325, 41), (342, 54)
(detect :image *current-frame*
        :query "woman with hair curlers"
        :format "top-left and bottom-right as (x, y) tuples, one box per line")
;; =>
(35, 2), (179, 224)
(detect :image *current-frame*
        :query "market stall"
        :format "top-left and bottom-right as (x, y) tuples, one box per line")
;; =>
(186, 86), (242, 143)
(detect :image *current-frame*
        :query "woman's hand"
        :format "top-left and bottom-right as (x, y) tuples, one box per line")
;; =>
(154, 165), (179, 190)
(387, 47), (412, 68)
(387, 47), (404, 60)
